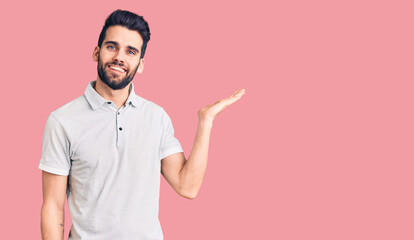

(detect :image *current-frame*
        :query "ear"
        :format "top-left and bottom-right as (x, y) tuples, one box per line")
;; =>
(92, 46), (100, 62)
(137, 58), (145, 74)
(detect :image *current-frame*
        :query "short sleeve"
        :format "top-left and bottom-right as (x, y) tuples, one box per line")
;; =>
(159, 110), (184, 161)
(38, 113), (71, 176)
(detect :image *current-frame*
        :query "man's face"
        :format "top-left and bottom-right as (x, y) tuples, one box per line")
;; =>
(93, 25), (145, 90)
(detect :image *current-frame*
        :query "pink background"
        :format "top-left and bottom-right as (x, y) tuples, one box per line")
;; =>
(0, 0), (413, 239)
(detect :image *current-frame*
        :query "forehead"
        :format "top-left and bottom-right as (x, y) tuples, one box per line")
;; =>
(103, 25), (143, 49)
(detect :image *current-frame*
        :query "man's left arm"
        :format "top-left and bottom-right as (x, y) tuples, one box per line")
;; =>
(161, 89), (246, 199)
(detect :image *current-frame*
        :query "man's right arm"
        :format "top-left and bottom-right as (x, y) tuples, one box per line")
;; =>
(40, 171), (68, 240)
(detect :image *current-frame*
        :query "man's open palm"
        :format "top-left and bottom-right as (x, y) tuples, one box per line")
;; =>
(198, 89), (246, 121)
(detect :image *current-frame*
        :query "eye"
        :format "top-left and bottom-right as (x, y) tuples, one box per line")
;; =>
(128, 50), (136, 55)
(108, 45), (115, 50)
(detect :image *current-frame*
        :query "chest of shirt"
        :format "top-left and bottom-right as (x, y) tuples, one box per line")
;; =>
(66, 107), (164, 176)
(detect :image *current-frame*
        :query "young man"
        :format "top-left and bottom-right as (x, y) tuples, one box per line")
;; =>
(39, 9), (245, 240)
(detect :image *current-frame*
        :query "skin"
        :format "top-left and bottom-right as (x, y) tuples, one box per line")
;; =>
(92, 25), (145, 109)
(163, 88), (245, 199)
(41, 23), (245, 240)
(91, 25), (246, 199)
(41, 171), (67, 240)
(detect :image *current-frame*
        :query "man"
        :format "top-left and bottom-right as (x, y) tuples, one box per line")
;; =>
(39, 9), (245, 240)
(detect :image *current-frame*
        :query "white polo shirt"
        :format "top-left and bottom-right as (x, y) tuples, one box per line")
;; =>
(38, 80), (183, 240)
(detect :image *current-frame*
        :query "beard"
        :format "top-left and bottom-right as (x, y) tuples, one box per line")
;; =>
(97, 56), (139, 90)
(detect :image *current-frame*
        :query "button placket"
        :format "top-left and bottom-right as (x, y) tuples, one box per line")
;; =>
(116, 108), (124, 146)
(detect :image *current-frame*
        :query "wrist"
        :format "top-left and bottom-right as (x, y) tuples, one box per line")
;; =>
(198, 117), (214, 127)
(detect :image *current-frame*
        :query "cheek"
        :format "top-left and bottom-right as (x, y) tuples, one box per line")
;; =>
(99, 51), (113, 62)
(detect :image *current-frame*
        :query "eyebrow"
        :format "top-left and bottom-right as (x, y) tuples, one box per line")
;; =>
(104, 41), (140, 54)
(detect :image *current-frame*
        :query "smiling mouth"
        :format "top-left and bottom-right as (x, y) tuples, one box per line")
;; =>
(107, 64), (127, 74)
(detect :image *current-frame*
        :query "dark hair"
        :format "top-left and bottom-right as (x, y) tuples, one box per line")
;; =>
(98, 9), (151, 59)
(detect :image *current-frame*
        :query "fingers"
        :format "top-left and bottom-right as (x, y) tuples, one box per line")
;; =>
(231, 89), (246, 98)
(227, 89), (245, 103)
(202, 89), (246, 119)
(214, 89), (246, 108)
(215, 89), (244, 108)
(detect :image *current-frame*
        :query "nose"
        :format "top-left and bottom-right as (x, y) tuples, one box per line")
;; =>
(112, 50), (126, 64)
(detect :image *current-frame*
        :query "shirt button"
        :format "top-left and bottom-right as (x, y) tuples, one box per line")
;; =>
(119, 127), (123, 131)
(117, 112), (120, 115)
(107, 102), (111, 104)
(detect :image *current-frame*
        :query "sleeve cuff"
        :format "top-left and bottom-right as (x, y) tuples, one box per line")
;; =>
(38, 163), (69, 176)
(160, 147), (184, 160)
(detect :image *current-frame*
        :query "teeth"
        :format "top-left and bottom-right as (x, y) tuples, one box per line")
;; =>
(109, 65), (125, 72)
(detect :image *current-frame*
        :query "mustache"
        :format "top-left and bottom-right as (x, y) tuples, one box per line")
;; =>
(108, 62), (124, 67)
(106, 62), (128, 72)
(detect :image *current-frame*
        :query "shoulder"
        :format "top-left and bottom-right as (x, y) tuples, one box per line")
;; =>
(135, 94), (167, 116)
(49, 95), (89, 124)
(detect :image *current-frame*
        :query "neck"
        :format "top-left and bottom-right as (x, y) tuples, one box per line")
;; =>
(94, 78), (131, 110)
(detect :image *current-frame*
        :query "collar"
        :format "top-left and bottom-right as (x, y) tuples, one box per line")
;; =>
(84, 80), (140, 110)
